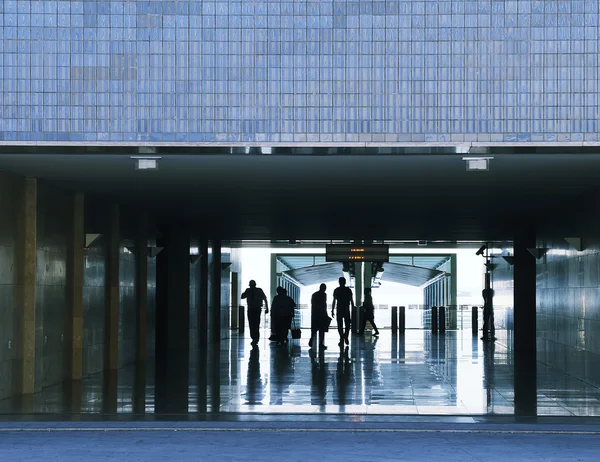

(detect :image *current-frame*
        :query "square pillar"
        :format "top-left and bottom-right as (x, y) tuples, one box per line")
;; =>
(68, 192), (84, 380)
(514, 231), (537, 416)
(210, 241), (222, 343)
(199, 239), (209, 349)
(104, 204), (120, 371)
(135, 215), (148, 363)
(15, 177), (37, 395)
(155, 225), (190, 413)
(231, 272), (239, 330)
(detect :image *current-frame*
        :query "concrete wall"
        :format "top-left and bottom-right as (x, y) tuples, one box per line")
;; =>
(0, 172), (20, 399)
(0, 171), (161, 399)
(536, 240), (600, 386)
(491, 239), (600, 386)
(82, 237), (106, 377)
(35, 182), (70, 391)
(118, 240), (137, 367)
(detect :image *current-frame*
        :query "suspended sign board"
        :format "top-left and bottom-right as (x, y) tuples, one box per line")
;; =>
(325, 244), (390, 262)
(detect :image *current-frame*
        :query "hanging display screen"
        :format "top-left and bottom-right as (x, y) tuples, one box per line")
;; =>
(325, 244), (389, 262)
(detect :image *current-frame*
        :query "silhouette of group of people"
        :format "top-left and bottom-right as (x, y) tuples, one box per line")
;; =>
(241, 277), (379, 350)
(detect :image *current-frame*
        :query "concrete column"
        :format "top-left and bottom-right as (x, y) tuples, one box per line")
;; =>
(133, 215), (148, 415)
(210, 241), (222, 343)
(155, 225), (190, 413)
(68, 192), (84, 380)
(399, 306), (406, 334)
(15, 177), (37, 395)
(270, 254), (278, 301)
(199, 239), (209, 349)
(514, 230), (537, 416)
(231, 272), (239, 330)
(449, 254), (458, 329)
(353, 262), (363, 333)
(104, 204), (120, 371)
(135, 215), (148, 363)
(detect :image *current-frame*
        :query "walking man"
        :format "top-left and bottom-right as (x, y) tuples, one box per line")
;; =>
(360, 288), (380, 336)
(309, 283), (330, 350)
(332, 277), (354, 347)
(241, 280), (269, 346)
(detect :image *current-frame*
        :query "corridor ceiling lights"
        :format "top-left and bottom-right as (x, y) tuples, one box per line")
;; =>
(131, 156), (161, 170)
(462, 156), (493, 171)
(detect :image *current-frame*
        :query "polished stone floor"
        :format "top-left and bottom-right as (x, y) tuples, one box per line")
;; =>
(1, 329), (600, 418)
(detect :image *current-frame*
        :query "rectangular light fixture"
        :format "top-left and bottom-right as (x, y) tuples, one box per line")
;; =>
(131, 156), (162, 170)
(462, 156), (493, 171)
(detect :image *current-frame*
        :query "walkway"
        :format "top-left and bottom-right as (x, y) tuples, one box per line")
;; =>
(0, 330), (599, 417)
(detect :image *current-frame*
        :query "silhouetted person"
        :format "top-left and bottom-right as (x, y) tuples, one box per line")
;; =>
(272, 286), (296, 345)
(241, 280), (268, 346)
(481, 286), (495, 341)
(309, 283), (330, 350)
(360, 288), (380, 336)
(332, 277), (354, 347)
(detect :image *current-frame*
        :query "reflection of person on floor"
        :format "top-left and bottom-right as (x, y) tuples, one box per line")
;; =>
(360, 288), (380, 336)
(310, 347), (328, 406)
(241, 280), (268, 346)
(309, 283), (330, 350)
(271, 286), (296, 345)
(245, 345), (264, 405)
(332, 277), (354, 347)
(483, 340), (496, 407)
(334, 346), (352, 406)
(270, 341), (293, 405)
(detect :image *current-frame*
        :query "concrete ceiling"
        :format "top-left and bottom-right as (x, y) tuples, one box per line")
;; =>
(0, 151), (598, 240)
(283, 263), (344, 286)
(278, 254), (450, 287)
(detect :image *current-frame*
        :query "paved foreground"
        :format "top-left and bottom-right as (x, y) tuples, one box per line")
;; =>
(0, 422), (599, 461)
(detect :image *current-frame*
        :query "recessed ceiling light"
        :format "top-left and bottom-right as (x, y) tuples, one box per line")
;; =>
(462, 156), (493, 171)
(130, 156), (162, 170)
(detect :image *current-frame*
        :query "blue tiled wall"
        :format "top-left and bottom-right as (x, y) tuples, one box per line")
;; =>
(0, 1), (598, 143)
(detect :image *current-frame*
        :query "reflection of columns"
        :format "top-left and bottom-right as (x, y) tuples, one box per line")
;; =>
(68, 192), (84, 381)
(209, 344), (221, 412)
(155, 225), (190, 413)
(15, 177), (37, 396)
(514, 230), (537, 416)
(197, 348), (208, 413)
(68, 380), (82, 419)
(104, 204), (120, 371)
(133, 361), (146, 415)
(398, 333), (406, 362)
(102, 369), (118, 414)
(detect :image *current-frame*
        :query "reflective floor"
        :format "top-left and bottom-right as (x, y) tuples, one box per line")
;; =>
(1, 329), (600, 418)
